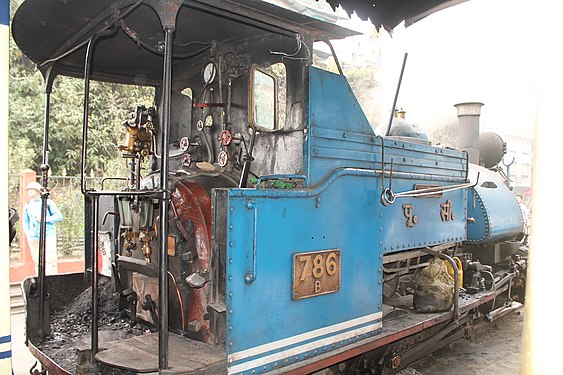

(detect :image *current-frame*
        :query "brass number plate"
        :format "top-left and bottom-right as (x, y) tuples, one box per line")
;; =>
(293, 249), (340, 300)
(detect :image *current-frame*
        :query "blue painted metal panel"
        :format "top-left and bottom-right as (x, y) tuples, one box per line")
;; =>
(306, 67), (372, 185)
(378, 184), (467, 253)
(0, 0), (8, 26)
(225, 175), (383, 374)
(467, 164), (523, 244)
(221, 67), (470, 374)
(223, 173), (467, 373)
(306, 67), (468, 187)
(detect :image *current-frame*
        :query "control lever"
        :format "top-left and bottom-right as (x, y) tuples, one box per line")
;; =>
(141, 294), (159, 331)
(111, 263), (138, 325)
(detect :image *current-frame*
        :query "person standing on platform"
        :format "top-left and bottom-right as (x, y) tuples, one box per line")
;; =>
(22, 181), (63, 275)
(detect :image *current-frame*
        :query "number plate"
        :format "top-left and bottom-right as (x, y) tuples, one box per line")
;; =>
(293, 249), (340, 300)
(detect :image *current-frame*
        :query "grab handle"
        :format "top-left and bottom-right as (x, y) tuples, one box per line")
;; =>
(245, 201), (258, 283)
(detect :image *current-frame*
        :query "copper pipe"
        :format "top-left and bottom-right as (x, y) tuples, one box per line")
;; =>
(167, 271), (185, 333)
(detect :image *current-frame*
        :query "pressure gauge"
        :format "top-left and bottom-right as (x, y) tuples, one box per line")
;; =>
(202, 62), (216, 84)
(179, 137), (190, 152)
(218, 151), (229, 167)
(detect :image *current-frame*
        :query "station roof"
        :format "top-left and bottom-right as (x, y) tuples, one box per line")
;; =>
(324, 0), (467, 31)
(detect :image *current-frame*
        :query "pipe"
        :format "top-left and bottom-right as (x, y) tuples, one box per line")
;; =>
(324, 40), (343, 75)
(385, 53), (408, 136)
(168, 271), (185, 333)
(91, 195), (100, 362)
(81, 27), (118, 194)
(239, 128), (256, 188)
(80, 35), (94, 194)
(158, 26), (174, 371)
(454, 102), (484, 165)
(78, 26), (118, 367)
(37, 184), (49, 338)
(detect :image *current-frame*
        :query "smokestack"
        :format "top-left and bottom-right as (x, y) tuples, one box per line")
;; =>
(454, 102), (484, 164)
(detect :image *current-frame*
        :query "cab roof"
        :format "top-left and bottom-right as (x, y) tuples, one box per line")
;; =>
(12, 0), (358, 84)
(12, 0), (463, 85)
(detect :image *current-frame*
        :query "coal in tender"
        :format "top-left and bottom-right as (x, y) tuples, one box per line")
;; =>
(31, 276), (145, 373)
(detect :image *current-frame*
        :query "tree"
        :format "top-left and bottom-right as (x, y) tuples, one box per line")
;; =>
(9, 23), (154, 177)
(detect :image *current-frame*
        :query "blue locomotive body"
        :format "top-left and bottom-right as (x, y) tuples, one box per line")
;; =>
(221, 68), (494, 374)
(467, 164), (524, 244)
(12, 1), (527, 374)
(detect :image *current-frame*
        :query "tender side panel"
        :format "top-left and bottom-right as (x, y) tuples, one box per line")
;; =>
(377, 179), (467, 253)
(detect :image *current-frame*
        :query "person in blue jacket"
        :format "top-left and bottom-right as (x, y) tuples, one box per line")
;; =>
(22, 181), (63, 275)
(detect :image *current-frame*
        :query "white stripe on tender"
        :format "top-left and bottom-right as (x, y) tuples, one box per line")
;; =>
(228, 311), (382, 362)
(227, 321), (382, 375)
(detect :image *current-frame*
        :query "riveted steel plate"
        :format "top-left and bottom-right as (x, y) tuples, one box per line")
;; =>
(293, 249), (341, 300)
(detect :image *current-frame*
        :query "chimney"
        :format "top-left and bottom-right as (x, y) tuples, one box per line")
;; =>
(454, 102), (484, 164)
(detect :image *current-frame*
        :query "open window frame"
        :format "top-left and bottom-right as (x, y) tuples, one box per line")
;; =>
(248, 65), (280, 132)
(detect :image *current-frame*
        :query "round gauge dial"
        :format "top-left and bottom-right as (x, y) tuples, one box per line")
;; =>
(202, 62), (216, 84)
(218, 151), (229, 167)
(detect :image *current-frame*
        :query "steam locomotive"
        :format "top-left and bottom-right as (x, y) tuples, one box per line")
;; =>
(12, 0), (526, 374)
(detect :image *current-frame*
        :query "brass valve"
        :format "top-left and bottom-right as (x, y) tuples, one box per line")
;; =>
(122, 228), (137, 257)
(118, 106), (156, 158)
(118, 125), (153, 157)
(139, 230), (155, 262)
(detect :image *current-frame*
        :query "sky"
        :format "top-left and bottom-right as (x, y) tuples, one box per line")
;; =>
(284, 0), (539, 139)
(376, 0), (537, 137)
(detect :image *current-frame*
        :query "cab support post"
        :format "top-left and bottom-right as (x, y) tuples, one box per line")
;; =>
(148, 0), (184, 368)
(38, 66), (55, 338)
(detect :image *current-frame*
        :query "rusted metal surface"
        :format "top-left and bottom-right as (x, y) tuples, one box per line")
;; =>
(171, 179), (213, 344)
(28, 340), (72, 375)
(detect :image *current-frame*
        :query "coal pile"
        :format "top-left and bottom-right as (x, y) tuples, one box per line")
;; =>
(32, 276), (144, 373)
